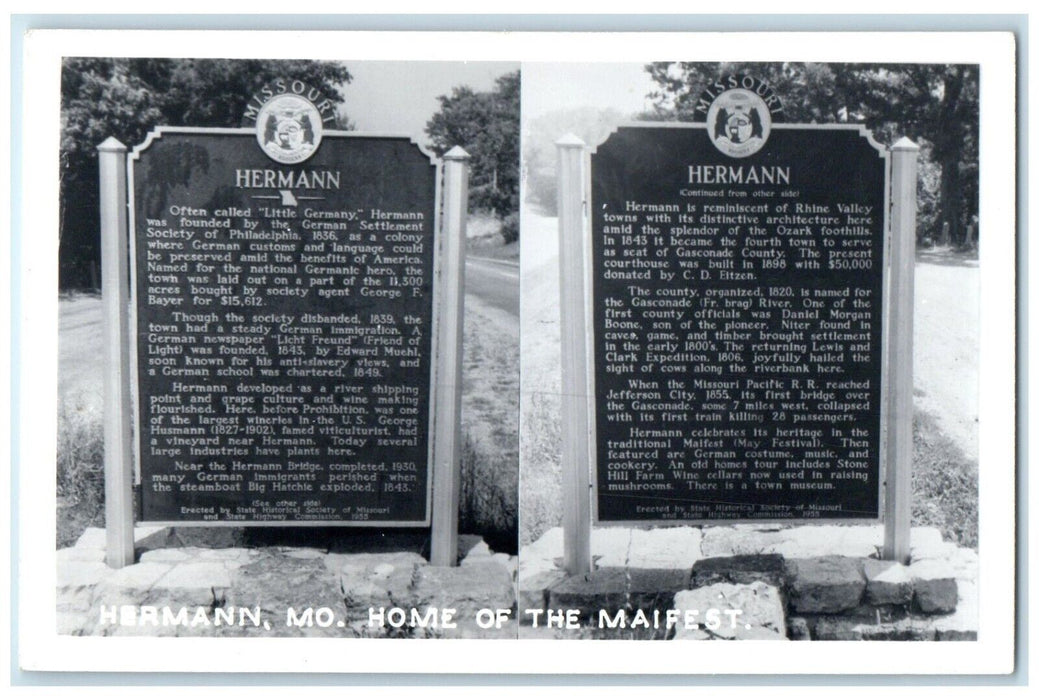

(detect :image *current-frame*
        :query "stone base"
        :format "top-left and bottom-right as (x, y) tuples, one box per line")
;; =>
(692, 554), (786, 588)
(673, 581), (786, 640)
(785, 556), (866, 614)
(57, 535), (516, 638)
(547, 567), (690, 620)
(519, 525), (978, 641)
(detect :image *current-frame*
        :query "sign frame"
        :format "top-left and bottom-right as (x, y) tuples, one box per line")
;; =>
(126, 126), (445, 529)
(583, 121), (893, 528)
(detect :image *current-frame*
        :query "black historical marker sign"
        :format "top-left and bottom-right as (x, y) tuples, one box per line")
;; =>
(130, 127), (437, 524)
(591, 123), (887, 522)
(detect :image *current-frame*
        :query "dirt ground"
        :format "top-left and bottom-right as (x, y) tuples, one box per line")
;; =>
(57, 292), (104, 415)
(460, 279), (520, 461)
(913, 248), (980, 459)
(518, 208), (563, 417)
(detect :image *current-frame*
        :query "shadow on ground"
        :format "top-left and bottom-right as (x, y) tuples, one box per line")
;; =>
(916, 246), (979, 268)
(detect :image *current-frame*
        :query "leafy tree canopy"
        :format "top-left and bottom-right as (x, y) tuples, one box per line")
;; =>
(426, 70), (520, 227)
(644, 62), (979, 244)
(59, 58), (352, 288)
(523, 106), (627, 216)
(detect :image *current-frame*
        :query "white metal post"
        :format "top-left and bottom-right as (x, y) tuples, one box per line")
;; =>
(883, 137), (919, 563)
(98, 137), (135, 568)
(556, 135), (593, 575)
(430, 146), (469, 566)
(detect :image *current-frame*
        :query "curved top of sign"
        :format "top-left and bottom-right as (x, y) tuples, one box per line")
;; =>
(588, 121), (888, 160)
(588, 73), (886, 159)
(129, 77), (440, 166)
(128, 126), (441, 167)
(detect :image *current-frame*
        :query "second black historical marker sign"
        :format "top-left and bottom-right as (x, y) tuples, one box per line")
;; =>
(591, 115), (887, 522)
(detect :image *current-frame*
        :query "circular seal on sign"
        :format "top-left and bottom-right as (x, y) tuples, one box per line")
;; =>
(255, 93), (323, 164)
(706, 88), (772, 158)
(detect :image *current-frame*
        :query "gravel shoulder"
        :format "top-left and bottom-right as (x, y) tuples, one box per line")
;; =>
(913, 250), (980, 459)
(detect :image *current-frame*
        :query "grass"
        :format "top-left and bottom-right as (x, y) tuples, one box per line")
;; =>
(56, 397), (106, 547)
(911, 409), (979, 549)
(457, 255), (520, 553)
(467, 212), (520, 262)
(460, 432), (518, 554)
(518, 390), (562, 545)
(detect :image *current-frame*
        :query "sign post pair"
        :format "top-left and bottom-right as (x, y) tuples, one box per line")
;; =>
(557, 105), (919, 574)
(98, 81), (470, 568)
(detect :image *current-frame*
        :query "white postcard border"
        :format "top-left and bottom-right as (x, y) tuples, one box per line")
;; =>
(16, 28), (1017, 675)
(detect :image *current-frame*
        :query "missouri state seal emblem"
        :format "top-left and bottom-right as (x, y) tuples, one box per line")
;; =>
(695, 75), (783, 159)
(254, 92), (323, 165)
(706, 88), (771, 158)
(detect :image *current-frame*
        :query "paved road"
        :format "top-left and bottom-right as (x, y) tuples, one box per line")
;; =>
(58, 294), (104, 409)
(465, 255), (519, 317)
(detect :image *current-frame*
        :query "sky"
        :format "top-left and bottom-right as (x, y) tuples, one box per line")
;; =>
(521, 62), (658, 121)
(339, 61), (519, 144)
(338, 61), (657, 146)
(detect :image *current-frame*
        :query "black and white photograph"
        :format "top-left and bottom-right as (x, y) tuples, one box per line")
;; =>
(11, 26), (1018, 680)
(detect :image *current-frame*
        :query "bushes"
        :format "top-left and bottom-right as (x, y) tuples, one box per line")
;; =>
(518, 391), (563, 545)
(500, 212), (519, 245)
(56, 398), (106, 547)
(459, 433), (518, 554)
(912, 410), (979, 549)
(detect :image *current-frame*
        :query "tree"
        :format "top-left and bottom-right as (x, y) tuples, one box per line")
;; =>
(644, 62), (979, 244)
(839, 64), (979, 245)
(523, 106), (628, 216)
(59, 58), (353, 289)
(426, 71), (520, 241)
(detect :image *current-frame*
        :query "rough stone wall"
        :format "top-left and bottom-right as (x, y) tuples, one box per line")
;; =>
(518, 525), (978, 640)
(57, 528), (517, 639)
(58, 524), (976, 641)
